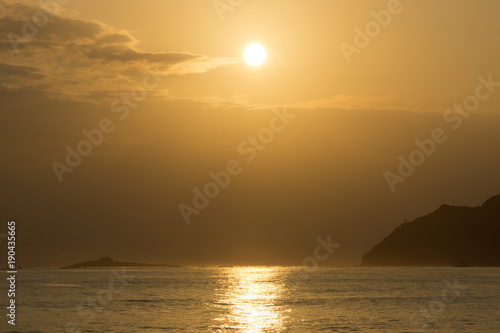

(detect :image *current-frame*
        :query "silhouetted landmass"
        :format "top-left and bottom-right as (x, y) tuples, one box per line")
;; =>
(61, 257), (179, 269)
(362, 194), (500, 266)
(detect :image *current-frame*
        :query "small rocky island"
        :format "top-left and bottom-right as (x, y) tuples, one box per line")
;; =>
(61, 257), (179, 269)
(362, 194), (500, 266)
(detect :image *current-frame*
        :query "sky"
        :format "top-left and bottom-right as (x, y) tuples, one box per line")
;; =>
(1, 0), (500, 267)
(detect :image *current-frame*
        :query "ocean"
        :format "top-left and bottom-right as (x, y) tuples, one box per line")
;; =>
(3, 267), (499, 332)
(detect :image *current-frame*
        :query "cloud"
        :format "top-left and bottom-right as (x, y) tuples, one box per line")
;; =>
(0, 62), (45, 90)
(0, 0), (238, 102)
(0, 62), (43, 79)
(292, 94), (425, 112)
(86, 45), (199, 64)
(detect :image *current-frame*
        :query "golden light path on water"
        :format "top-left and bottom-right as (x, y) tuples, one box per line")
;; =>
(212, 267), (290, 332)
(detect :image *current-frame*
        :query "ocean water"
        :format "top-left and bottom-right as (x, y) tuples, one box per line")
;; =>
(2, 267), (499, 332)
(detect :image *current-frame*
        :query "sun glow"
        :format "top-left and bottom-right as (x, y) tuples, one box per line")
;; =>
(212, 267), (288, 332)
(244, 44), (267, 66)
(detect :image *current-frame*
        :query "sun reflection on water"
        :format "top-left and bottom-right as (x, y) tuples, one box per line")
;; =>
(212, 267), (290, 332)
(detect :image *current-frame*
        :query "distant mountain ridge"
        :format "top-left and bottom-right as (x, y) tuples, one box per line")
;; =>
(362, 194), (500, 266)
(61, 257), (179, 268)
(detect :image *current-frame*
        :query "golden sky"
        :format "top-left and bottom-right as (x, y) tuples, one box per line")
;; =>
(1, 0), (500, 266)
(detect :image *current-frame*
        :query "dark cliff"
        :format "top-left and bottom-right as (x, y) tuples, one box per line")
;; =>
(361, 194), (500, 266)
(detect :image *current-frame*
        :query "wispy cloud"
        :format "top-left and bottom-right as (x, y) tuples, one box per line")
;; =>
(293, 94), (424, 112)
(0, 0), (238, 101)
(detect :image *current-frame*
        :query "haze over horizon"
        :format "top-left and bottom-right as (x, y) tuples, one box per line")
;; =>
(2, 0), (500, 268)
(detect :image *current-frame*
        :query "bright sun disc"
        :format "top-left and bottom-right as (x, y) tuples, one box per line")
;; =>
(244, 44), (266, 66)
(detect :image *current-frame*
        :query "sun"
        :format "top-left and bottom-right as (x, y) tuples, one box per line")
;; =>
(244, 43), (267, 66)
